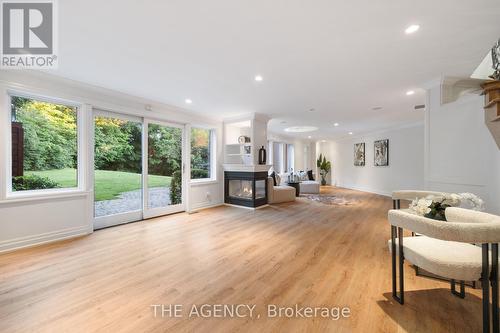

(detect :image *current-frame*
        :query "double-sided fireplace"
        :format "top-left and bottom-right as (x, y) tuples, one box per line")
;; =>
(224, 171), (268, 208)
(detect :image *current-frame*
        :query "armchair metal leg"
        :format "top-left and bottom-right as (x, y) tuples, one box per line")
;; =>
(451, 279), (465, 298)
(391, 225), (396, 295)
(482, 244), (490, 333)
(391, 225), (404, 304)
(491, 244), (498, 333)
(398, 227), (404, 304)
(392, 199), (401, 210)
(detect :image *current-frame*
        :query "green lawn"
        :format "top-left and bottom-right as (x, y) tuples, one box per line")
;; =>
(28, 168), (171, 201)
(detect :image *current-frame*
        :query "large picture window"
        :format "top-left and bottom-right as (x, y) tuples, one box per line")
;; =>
(190, 128), (214, 180)
(10, 95), (78, 192)
(271, 142), (294, 173)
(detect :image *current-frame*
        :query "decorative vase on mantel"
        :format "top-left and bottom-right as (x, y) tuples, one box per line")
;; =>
(258, 146), (266, 165)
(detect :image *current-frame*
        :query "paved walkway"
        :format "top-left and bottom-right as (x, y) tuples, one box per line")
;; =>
(94, 187), (171, 217)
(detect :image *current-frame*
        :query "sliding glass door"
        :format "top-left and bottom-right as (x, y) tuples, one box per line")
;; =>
(143, 120), (185, 218)
(93, 111), (143, 228)
(93, 111), (185, 229)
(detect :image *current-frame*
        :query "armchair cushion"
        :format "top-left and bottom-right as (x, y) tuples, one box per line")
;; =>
(388, 236), (484, 281)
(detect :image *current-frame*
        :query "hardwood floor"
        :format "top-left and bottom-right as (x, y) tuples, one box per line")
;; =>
(0, 187), (483, 332)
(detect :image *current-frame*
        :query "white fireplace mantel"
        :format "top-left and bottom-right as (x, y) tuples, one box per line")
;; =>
(223, 164), (272, 173)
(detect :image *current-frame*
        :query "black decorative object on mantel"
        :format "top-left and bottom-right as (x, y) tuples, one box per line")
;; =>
(258, 146), (267, 165)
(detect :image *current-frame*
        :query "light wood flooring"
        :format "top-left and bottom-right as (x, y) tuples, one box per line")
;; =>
(0, 187), (484, 332)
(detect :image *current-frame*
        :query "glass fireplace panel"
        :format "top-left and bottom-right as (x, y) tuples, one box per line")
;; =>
(228, 180), (253, 200)
(255, 179), (266, 199)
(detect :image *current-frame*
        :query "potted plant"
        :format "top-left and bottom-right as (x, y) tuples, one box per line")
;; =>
(316, 153), (331, 186)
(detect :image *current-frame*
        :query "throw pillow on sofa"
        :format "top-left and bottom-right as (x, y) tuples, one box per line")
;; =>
(270, 171), (277, 186)
(276, 174), (282, 186)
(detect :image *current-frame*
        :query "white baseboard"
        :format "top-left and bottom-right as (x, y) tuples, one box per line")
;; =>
(337, 184), (391, 197)
(0, 225), (92, 253)
(188, 201), (223, 212)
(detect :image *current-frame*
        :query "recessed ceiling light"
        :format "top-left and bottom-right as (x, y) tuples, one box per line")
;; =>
(348, 132), (353, 135)
(334, 122), (339, 127)
(405, 24), (420, 34)
(309, 108), (315, 112)
(254, 75), (263, 82)
(406, 90), (415, 96)
(372, 106), (383, 111)
(284, 126), (318, 133)
(321, 140), (327, 143)
(185, 99), (193, 104)
(307, 136), (312, 139)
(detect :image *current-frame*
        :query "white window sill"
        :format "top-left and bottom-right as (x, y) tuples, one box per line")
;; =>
(1, 189), (90, 204)
(189, 179), (218, 186)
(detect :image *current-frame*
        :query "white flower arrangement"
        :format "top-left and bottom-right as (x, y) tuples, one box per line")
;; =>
(459, 192), (485, 211)
(408, 192), (484, 220)
(410, 198), (433, 216)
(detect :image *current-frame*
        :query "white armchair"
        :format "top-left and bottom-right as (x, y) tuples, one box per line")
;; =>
(388, 207), (500, 332)
(267, 177), (296, 204)
(392, 190), (460, 276)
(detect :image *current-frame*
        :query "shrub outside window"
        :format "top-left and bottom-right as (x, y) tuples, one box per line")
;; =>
(10, 95), (78, 192)
(191, 128), (214, 180)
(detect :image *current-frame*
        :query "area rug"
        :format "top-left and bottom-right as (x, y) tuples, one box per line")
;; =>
(301, 194), (354, 206)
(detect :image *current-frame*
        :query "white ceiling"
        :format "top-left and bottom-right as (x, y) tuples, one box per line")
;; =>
(54, 0), (500, 140)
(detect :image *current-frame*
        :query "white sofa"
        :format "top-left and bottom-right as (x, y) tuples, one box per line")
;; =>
(279, 172), (320, 194)
(267, 177), (296, 204)
(300, 180), (320, 194)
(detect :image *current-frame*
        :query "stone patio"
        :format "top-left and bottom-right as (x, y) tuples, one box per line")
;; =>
(94, 187), (171, 217)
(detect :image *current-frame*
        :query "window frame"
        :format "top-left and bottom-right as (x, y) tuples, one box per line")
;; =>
(286, 143), (295, 172)
(5, 90), (85, 198)
(189, 126), (216, 183)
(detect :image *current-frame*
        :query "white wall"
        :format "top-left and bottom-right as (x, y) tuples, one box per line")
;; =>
(0, 71), (223, 252)
(309, 142), (316, 175)
(496, 152), (500, 213)
(425, 83), (500, 214)
(291, 140), (305, 170)
(330, 124), (425, 196)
